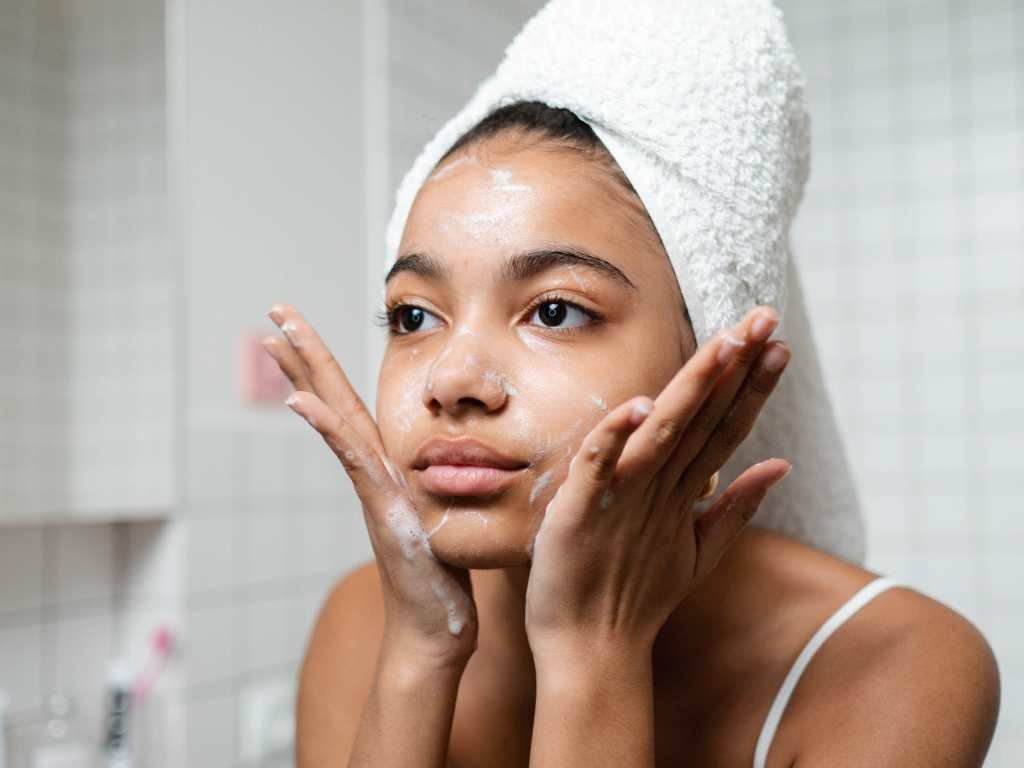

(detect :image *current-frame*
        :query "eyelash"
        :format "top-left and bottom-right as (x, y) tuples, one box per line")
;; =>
(373, 293), (605, 337)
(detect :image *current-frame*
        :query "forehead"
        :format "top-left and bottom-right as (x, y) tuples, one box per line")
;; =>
(399, 143), (657, 271)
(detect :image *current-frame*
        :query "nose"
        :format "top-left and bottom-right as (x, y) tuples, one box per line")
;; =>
(424, 327), (512, 416)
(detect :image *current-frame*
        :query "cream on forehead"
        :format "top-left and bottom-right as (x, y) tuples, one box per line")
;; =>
(437, 165), (535, 247)
(487, 167), (532, 193)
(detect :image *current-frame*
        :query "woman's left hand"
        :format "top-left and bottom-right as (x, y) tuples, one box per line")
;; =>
(524, 305), (792, 660)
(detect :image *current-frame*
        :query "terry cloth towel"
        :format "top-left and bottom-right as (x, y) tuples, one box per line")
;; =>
(383, 0), (866, 564)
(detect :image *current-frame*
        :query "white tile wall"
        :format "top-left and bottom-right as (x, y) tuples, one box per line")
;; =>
(0, 528), (44, 614)
(0, 624), (43, 713)
(182, 689), (237, 768)
(1, 0), (176, 759)
(0, 0), (174, 521)
(0, 522), (119, 744)
(62, 0), (174, 515)
(0, 0), (70, 519)
(779, 1), (1023, 762)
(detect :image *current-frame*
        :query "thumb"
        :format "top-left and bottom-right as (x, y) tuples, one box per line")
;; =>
(690, 459), (791, 583)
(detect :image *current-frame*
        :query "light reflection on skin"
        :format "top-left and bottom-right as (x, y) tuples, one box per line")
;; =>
(375, 132), (694, 569)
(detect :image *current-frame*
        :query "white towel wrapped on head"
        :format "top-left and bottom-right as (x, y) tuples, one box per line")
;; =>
(384, 0), (866, 564)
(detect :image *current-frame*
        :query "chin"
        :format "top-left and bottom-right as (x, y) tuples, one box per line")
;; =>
(418, 504), (536, 569)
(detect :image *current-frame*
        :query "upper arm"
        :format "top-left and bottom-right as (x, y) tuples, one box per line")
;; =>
(797, 597), (1001, 767)
(296, 561), (384, 768)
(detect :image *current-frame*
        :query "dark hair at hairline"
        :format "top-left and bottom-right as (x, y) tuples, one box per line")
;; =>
(434, 99), (693, 342)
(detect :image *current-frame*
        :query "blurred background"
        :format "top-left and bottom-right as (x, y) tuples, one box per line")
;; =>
(0, 0), (1020, 765)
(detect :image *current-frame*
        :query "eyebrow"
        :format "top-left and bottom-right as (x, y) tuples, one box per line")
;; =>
(384, 246), (637, 291)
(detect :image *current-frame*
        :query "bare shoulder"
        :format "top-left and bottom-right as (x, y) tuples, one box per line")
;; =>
(296, 560), (384, 768)
(309, 558), (384, 633)
(749, 532), (1001, 767)
(303, 559), (384, 669)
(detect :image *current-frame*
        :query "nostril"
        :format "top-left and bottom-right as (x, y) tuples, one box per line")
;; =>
(425, 394), (486, 415)
(450, 396), (489, 414)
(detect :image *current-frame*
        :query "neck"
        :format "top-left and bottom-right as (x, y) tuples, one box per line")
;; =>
(471, 564), (534, 668)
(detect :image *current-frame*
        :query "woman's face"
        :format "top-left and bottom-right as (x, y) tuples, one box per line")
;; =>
(376, 134), (693, 569)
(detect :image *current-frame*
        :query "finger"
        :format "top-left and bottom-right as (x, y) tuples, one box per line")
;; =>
(288, 393), (473, 634)
(269, 303), (384, 452)
(674, 341), (790, 506)
(658, 305), (780, 489)
(262, 334), (313, 392)
(559, 395), (654, 518)
(618, 305), (770, 481)
(284, 390), (402, 507)
(688, 459), (791, 584)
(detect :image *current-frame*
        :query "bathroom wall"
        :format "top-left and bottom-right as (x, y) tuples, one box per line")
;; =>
(2, 0), (371, 764)
(62, 0), (174, 515)
(150, 0), (372, 763)
(1, 0), (174, 756)
(778, 0), (1022, 762)
(1, 0), (70, 518)
(0, 0), (174, 521)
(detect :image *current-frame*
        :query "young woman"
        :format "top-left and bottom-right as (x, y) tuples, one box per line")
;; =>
(263, 101), (999, 767)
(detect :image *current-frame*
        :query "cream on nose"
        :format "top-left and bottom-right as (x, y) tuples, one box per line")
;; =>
(423, 329), (515, 414)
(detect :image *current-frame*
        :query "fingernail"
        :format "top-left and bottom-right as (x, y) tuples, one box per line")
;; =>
(286, 394), (316, 427)
(750, 308), (779, 343)
(761, 343), (789, 372)
(268, 305), (286, 326)
(773, 462), (793, 484)
(280, 320), (301, 346)
(717, 332), (744, 365)
(631, 398), (653, 423)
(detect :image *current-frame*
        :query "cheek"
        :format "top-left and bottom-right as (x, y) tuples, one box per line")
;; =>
(509, 340), (669, 474)
(510, 359), (614, 467)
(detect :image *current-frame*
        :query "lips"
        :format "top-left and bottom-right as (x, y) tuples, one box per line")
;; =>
(413, 437), (527, 471)
(413, 437), (529, 496)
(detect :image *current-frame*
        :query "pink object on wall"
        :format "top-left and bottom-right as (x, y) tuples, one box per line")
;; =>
(241, 331), (290, 404)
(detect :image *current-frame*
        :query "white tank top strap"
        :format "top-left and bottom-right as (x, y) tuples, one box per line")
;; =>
(752, 575), (906, 768)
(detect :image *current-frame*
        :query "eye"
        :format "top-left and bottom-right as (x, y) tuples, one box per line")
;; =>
(527, 296), (600, 332)
(381, 304), (443, 335)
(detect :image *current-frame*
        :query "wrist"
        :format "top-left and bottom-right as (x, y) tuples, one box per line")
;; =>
(379, 625), (475, 678)
(376, 651), (466, 694)
(529, 628), (653, 666)
(532, 635), (653, 695)
(531, 638), (655, 767)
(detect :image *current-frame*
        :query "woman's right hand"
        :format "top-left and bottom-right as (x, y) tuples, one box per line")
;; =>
(263, 304), (478, 669)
